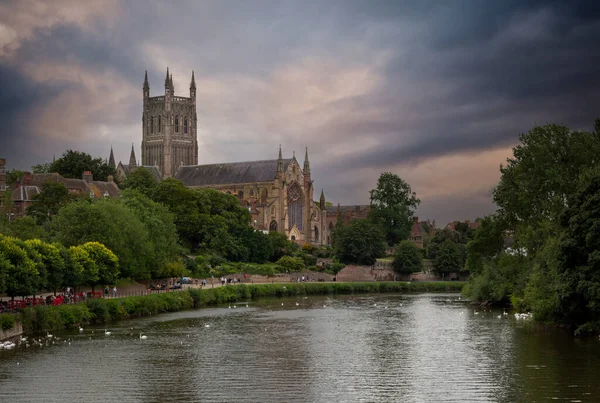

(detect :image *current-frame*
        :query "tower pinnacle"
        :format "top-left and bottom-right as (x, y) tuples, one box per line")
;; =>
(129, 143), (137, 168)
(190, 71), (196, 89)
(165, 67), (170, 87)
(143, 70), (149, 91)
(109, 146), (116, 169)
(303, 146), (310, 176)
(277, 145), (283, 173)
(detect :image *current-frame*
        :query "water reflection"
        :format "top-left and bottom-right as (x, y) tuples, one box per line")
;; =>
(1, 294), (599, 402)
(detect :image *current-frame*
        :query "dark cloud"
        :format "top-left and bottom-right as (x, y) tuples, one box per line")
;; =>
(0, 0), (599, 224)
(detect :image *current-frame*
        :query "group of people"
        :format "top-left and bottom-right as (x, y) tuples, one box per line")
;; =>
(219, 277), (241, 286)
(103, 286), (118, 298)
(295, 275), (309, 283)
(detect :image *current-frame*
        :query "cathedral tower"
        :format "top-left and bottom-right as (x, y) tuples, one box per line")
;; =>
(141, 68), (199, 178)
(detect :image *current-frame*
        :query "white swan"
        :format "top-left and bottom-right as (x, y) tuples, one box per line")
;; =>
(139, 333), (147, 340)
(104, 329), (111, 335)
(79, 326), (84, 332)
(296, 302), (299, 306)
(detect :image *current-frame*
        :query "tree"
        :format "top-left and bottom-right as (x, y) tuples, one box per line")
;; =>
(493, 122), (600, 253)
(0, 216), (45, 240)
(432, 239), (464, 275)
(268, 231), (295, 261)
(122, 167), (158, 196)
(63, 245), (91, 291)
(80, 242), (119, 291)
(120, 189), (179, 277)
(26, 181), (72, 224)
(0, 235), (38, 299)
(5, 169), (24, 186)
(333, 219), (386, 265)
(50, 199), (154, 279)
(465, 215), (505, 274)
(551, 173), (600, 334)
(31, 163), (51, 173)
(393, 240), (423, 274)
(427, 228), (463, 262)
(49, 150), (117, 182)
(24, 240), (65, 295)
(368, 172), (420, 246)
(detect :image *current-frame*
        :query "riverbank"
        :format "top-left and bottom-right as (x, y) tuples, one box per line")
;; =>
(2, 281), (464, 338)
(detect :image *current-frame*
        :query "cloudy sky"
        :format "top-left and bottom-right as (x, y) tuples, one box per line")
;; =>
(1, 0), (599, 224)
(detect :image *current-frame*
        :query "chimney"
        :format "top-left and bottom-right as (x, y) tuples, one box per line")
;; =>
(107, 175), (114, 183)
(82, 171), (93, 183)
(23, 172), (32, 186)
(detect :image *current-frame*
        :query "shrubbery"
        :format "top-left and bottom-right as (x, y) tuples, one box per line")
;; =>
(0, 313), (15, 330)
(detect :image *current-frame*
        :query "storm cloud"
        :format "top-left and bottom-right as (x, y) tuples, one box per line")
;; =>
(0, 0), (599, 224)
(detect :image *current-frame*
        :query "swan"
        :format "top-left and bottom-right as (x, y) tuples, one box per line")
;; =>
(296, 302), (299, 306)
(139, 333), (147, 340)
(46, 332), (53, 339)
(205, 324), (210, 328)
(79, 326), (83, 332)
(281, 303), (284, 306)
(104, 329), (111, 336)
(246, 304), (249, 308)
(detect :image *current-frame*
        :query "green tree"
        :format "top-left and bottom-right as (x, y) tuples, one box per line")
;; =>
(551, 173), (600, 334)
(0, 216), (45, 240)
(0, 235), (38, 299)
(275, 256), (305, 271)
(50, 199), (153, 279)
(63, 245), (91, 291)
(80, 242), (119, 291)
(14, 238), (47, 295)
(50, 150), (117, 182)
(333, 219), (386, 265)
(5, 169), (24, 186)
(493, 122), (600, 254)
(120, 189), (179, 277)
(122, 167), (158, 196)
(268, 231), (295, 261)
(433, 239), (464, 275)
(31, 163), (51, 173)
(393, 240), (423, 274)
(368, 172), (420, 246)
(25, 240), (65, 295)
(0, 253), (9, 294)
(465, 215), (505, 274)
(26, 181), (72, 224)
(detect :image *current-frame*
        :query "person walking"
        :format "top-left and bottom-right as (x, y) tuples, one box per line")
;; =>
(113, 287), (117, 298)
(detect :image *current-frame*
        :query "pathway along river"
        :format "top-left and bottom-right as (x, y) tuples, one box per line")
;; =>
(1, 293), (599, 402)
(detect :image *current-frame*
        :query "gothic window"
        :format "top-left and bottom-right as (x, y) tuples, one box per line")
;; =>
(314, 226), (319, 242)
(269, 220), (277, 232)
(158, 116), (162, 133)
(175, 116), (179, 133)
(150, 116), (154, 134)
(238, 190), (244, 199)
(184, 118), (188, 134)
(287, 182), (303, 230)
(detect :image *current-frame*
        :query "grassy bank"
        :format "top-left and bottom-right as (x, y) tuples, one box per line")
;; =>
(10, 281), (464, 334)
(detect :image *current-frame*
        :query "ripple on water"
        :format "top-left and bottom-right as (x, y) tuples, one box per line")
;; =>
(1, 294), (600, 402)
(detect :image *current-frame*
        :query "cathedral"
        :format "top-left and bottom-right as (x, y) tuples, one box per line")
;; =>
(113, 68), (338, 245)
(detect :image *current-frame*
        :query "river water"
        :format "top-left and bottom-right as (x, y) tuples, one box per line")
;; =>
(1, 293), (599, 402)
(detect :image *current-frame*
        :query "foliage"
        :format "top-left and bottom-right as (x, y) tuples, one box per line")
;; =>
(121, 167), (158, 196)
(275, 256), (305, 271)
(24, 239), (65, 293)
(49, 199), (154, 279)
(80, 242), (119, 290)
(5, 169), (24, 186)
(465, 215), (505, 274)
(393, 240), (423, 274)
(26, 181), (72, 224)
(493, 122), (600, 254)
(0, 235), (38, 298)
(268, 231), (297, 261)
(31, 163), (51, 174)
(333, 219), (386, 265)
(368, 172), (420, 246)
(431, 239), (465, 274)
(302, 243), (314, 254)
(0, 216), (45, 241)
(156, 261), (185, 279)
(120, 189), (179, 276)
(0, 313), (15, 330)
(49, 150), (117, 182)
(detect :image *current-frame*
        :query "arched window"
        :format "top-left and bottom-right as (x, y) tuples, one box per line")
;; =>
(158, 116), (162, 133)
(150, 116), (154, 133)
(269, 220), (277, 232)
(175, 116), (179, 133)
(238, 190), (244, 199)
(287, 182), (303, 230)
(184, 118), (188, 134)
(314, 226), (319, 242)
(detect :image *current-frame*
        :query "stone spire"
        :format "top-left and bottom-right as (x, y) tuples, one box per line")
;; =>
(319, 189), (325, 210)
(108, 146), (116, 168)
(303, 146), (310, 176)
(143, 70), (149, 91)
(129, 144), (137, 168)
(165, 67), (170, 87)
(170, 73), (174, 92)
(190, 71), (196, 89)
(277, 144), (283, 173)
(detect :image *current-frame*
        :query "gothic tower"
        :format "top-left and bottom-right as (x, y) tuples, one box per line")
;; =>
(141, 68), (199, 178)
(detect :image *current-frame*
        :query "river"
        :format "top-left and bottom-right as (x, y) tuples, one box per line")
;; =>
(1, 293), (599, 402)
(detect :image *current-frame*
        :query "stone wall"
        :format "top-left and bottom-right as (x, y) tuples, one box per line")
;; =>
(0, 321), (23, 341)
(371, 259), (468, 282)
(336, 265), (374, 282)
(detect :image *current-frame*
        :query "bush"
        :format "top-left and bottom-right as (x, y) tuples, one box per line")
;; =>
(301, 244), (314, 254)
(276, 256), (305, 271)
(0, 313), (15, 330)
